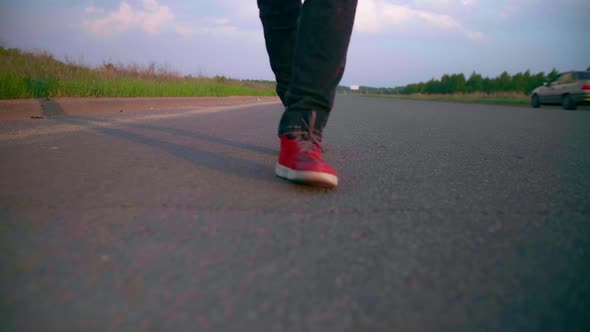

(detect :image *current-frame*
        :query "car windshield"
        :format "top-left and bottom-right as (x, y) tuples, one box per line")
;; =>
(578, 72), (590, 80)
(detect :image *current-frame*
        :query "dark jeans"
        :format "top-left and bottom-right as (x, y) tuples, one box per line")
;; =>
(257, 0), (357, 139)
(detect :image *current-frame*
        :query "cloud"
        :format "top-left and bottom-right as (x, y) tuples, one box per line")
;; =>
(174, 25), (194, 38)
(498, 0), (519, 18)
(355, 0), (484, 41)
(464, 30), (484, 42)
(84, 6), (104, 14)
(83, 0), (176, 36)
(82, 0), (255, 39)
(462, 0), (478, 6)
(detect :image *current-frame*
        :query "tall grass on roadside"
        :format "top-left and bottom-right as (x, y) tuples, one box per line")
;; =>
(0, 47), (276, 99)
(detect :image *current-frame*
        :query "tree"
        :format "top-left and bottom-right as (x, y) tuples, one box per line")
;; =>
(481, 77), (492, 93)
(450, 73), (466, 93)
(521, 70), (540, 95)
(424, 78), (441, 94)
(496, 71), (512, 92)
(466, 72), (483, 93)
(511, 71), (527, 93)
(546, 68), (559, 81)
(440, 74), (451, 94)
(397, 69), (561, 96)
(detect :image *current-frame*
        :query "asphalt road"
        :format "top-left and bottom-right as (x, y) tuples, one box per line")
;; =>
(1, 96), (589, 332)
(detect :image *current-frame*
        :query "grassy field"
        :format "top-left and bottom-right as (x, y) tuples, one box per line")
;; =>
(0, 47), (276, 99)
(367, 92), (530, 107)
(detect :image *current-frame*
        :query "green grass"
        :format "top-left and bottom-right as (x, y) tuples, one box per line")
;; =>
(366, 92), (530, 107)
(0, 47), (276, 99)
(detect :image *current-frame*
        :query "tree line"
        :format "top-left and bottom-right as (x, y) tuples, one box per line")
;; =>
(399, 69), (561, 95)
(337, 68), (589, 96)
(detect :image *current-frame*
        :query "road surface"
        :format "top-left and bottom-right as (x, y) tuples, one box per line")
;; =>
(1, 96), (589, 331)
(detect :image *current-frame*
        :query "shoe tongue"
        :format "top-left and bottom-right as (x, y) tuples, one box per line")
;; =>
(285, 131), (311, 140)
(284, 131), (323, 151)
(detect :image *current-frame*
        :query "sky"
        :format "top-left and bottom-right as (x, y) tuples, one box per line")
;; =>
(1, 0), (589, 87)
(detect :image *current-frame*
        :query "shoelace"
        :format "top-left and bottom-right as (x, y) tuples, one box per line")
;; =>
(284, 111), (326, 152)
(287, 131), (322, 152)
(298, 135), (321, 153)
(294, 117), (325, 153)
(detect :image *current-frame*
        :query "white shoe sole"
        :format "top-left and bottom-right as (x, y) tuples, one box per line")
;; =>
(275, 163), (338, 188)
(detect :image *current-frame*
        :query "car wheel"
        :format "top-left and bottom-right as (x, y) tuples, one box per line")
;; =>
(562, 94), (577, 110)
(531, 94), (540, 108)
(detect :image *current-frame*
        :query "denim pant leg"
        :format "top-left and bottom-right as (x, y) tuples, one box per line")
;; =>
(258, 0), (357, 139)
(281, 0), (357, 138)
(257, 0), (301, 105)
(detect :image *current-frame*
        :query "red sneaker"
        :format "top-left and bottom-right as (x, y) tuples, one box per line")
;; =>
(275, 135), (338, 188)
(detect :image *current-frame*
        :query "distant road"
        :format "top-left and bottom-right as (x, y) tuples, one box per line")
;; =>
(1, 96), (588, 331)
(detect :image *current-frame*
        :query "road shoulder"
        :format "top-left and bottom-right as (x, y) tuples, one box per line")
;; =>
(0, 96), (281, 120)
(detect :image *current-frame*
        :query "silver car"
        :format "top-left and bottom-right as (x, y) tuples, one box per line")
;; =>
(531, 71), (590, 110)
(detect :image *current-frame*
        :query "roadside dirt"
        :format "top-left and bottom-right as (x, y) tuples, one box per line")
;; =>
(0, 96), (280, 120)
(0, 99), (43, 120)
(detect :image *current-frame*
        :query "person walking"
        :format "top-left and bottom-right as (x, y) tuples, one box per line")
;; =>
(257, 0), (358, 188)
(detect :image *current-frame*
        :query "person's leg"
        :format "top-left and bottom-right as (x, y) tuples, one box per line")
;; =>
(279, 0), (358, 139)
(259, 0), (357, 187)
(257, 0), (302, 105)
